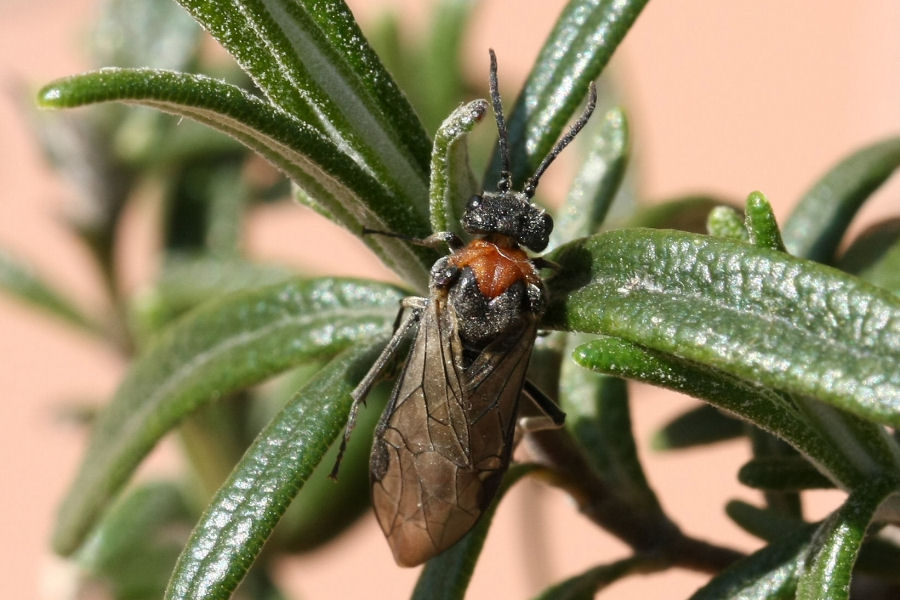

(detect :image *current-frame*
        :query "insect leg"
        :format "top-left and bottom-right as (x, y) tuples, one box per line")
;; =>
(329, 298), (425, 479)
(361, 228), (464, 252)
(519, 379), (566, 432)
(531, 256), (561, 272)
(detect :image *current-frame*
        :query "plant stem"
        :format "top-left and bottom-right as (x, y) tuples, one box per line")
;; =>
(664, 534), (746, 574)
(527, 428), (744, 574)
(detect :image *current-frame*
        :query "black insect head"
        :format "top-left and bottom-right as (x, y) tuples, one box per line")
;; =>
(461, 49), (597, 253)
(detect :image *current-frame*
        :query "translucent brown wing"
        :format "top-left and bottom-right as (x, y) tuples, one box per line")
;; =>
(369, 292), (538, 567)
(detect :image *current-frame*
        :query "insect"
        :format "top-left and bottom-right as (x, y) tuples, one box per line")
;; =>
(331, 49), (597, 567)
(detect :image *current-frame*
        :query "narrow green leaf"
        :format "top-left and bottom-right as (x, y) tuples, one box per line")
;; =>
(628, 195), (737, 234)
(129, 256), (292, 340)
(274, 380), (388, 552)
(429, 99), (488, 235)
(160, 156), (250, 258)
(726, 500), (809, 543)
(796, 477), (899, 600)
(733, 205), (812, 513)
(706, 205), (748, 241)
(689, 522), (817, 599)
(162, 158), (246, 254)
(52, 278), (402, 555)
(124, 112), (248, 170)
(78, 481), (192, 570)
(27, 106), (131, 250)
(78, 481), (193, 600)
(793, 401), (900, 483)
(164, 340), (386, 600)
(202, 163), (246, 256)
(547, 229), (900, 428)
(747, 429), (803, 518)
(838, 218), (900, 295)
(783, 137), (900, 262)
(287, 0), (432, 169)
(549, 106), (629, 250)
(291, 183), (337, 224)
(487, 0), (650, 187)
(0, 249), (101, 335)
(560, 337), (665, 519)
(38, 69), (434, 287)
(177, 393), (255, 500)
(173, 0), (431, 218)
(739, 457), (836, 492)
(366, 0), (475, 135)
(744, 191), (786, 252)
(532, 555), (661, 600)
(417, 0), (477, 132)
(365, 12), (406, 95)
(652, 404), (745, 451)
(412, 464), (537, 600)
(719, 500), (900, 588)
(572, 337), (860, 487)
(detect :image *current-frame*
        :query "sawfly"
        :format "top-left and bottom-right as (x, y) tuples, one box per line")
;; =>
(331, 49), (597, 567)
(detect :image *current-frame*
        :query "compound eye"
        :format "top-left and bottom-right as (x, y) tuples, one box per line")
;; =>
(540, 211), (553, 232)
(466, 195), (482, 212)
(526, 233), (549, 252)
(521, 213), (552, 252)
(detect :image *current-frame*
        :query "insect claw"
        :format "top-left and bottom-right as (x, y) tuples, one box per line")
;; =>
(329, 435), (350, 479)
(361, 226), (391, 237)
(419, 231), (464, 251)
(328, 447), (345, 481)
(531, 257), (561, 271)
(517, 415), (564, 433)
(362, 229), (464, 252)
(401, 296), (428, 310)
(330, 399), (361, 479)
(523, 379), (566, 426)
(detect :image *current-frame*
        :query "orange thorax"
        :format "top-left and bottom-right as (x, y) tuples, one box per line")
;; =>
(449, 238), (539, 298)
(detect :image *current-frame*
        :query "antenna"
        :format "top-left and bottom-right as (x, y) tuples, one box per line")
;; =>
(488, 49), (512, 193)
(523, 81), (598, 199)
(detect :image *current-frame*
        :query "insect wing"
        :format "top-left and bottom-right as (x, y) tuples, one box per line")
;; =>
(370, 295), (538, 566)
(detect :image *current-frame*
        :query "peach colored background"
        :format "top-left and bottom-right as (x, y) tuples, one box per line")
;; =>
(1, 0), (898, 598)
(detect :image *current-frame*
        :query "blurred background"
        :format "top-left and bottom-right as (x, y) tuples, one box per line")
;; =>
(1, 0), (897, 598)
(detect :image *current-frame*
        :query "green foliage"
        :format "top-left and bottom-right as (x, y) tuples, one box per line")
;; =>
(548, 106), (629, 251)
(13, 0), (899, 597)
(557, 229), (899, 429)
(52, 277), (403, 556)
(652, 404), (745, 450)
(76, 482), (194, 600)
(533, 555), (662, 600)
(0, 250), (102, 335)
(428, 99), (487, 236)
(484, 0), (649, 188)
(166, 341), (388, 599)
(782, 138), (900, 263)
